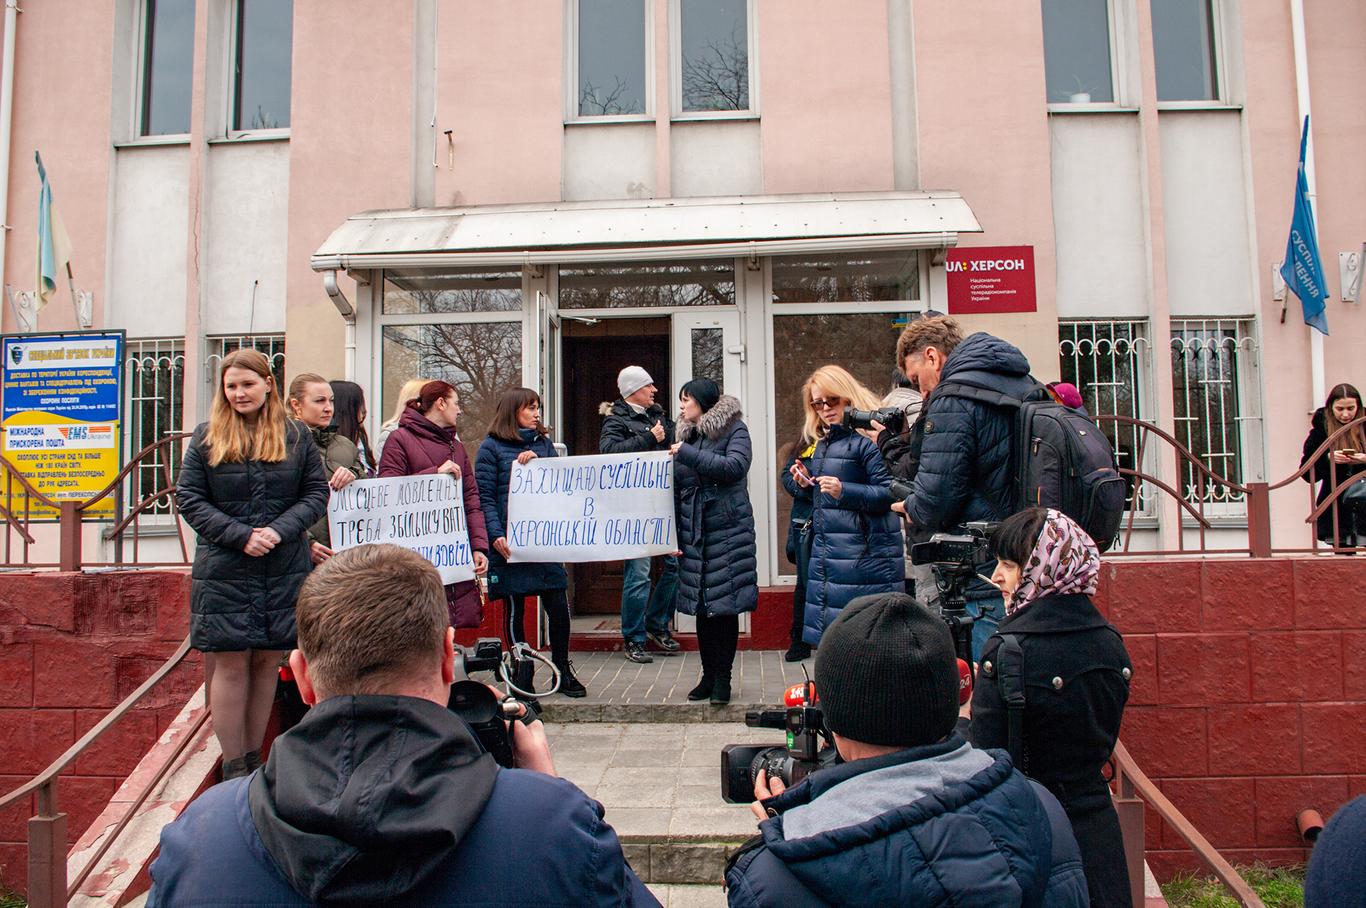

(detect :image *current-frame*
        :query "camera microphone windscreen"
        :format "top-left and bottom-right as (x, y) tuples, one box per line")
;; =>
(957, 658), (973, 705)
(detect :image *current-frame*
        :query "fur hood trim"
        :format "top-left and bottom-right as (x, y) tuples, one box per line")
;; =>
(679, 394), (743, 441)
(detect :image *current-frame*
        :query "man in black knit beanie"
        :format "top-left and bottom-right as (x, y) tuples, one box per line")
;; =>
(725, 592), (1090, 908)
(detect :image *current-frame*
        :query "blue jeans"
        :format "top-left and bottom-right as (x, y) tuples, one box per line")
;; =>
(967, 592), (1007, 662)
(621, 554), (679, 643)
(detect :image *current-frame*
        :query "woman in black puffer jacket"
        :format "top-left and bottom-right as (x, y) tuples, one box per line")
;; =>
(1299, 382), (1366, 547)
(670, 379), (757, 704)
(175, 349), (329, 780)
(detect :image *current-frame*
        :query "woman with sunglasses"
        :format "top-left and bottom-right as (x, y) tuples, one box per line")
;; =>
(797, 365), (904, 648)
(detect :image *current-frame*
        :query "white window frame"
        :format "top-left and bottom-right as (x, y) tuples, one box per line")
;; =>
(124, 337), (186, 522)
(1152, 0), (1229, 110)
(1044, 0), (1132, 113)
(565, 0), (655, 124)
(669, 0), (759, 121)
(225, 0), (292, 140)
(133, 0), (193, 140)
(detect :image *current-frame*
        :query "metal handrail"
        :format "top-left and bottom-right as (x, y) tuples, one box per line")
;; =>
(1111, 740), (1265, 908)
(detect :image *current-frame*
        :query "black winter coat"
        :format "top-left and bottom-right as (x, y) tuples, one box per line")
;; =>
(780, 445), (815, 563)
(1299, 407), (1366, 544)
(906, 332), (1037, 532)
(673, 395), (758, 617)
(599, 399), (675, 454)
(176, 420), (330, 652)
(475, 430), (568, 599)
(802, 424), (903, 646)
(972, 593), (1133, 908)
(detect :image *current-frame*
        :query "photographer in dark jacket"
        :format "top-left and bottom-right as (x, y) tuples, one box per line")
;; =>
(600, 366), (681, 663)
(890, 316), (1036, 657)
(148, 544), (655, 907)
(971, 507), (1133, 908)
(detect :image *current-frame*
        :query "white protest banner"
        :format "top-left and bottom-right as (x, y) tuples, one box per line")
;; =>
(505, 451), (675, 563)
(327, 474), (476, 583)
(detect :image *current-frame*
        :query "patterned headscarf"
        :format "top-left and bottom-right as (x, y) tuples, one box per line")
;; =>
(1006, 509), (1101, 616)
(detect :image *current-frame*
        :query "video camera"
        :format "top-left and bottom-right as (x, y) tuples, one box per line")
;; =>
(842, 405), (906, 434)
(910, 522), (1000, 662)
(720, 681), (840, 803)
(448, 638), (537, 768)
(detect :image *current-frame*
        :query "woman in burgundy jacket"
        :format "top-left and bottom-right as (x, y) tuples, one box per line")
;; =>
(377, 380), (490, 627)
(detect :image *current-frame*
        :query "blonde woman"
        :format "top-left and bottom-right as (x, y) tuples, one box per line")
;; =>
(287, 373), (366, 563)
(175, 350), (329, 780)
(795, 365), (904, 647)
(376, 378), (427, 462)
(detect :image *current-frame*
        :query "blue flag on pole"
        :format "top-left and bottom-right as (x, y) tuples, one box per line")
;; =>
(1280, 117), (1329, 335)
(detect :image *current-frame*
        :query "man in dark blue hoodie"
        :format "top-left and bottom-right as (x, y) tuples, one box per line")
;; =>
(148, 543), (656, 907)
(725, 592), (1088, 908)
(891, 315), (1037, 655)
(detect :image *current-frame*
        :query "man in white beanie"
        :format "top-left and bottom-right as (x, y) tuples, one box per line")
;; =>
(599, 366), (679, 663)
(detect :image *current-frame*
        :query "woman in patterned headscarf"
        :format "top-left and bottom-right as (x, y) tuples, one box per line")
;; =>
(970, 507), (1135, 908)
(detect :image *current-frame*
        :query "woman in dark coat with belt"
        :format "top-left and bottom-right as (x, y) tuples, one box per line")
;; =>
(799, 365), (904, 647)
(669, 379), (757, 704)
(971, 507), (1133, 908)
(475, 388), (585, 697)
(175, 349), (329, 780)
(377, 380), (489, 628)
(1299, 382), (1366, 547)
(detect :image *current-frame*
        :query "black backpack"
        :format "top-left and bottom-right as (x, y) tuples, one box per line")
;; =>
(933, 379), (1126, 552)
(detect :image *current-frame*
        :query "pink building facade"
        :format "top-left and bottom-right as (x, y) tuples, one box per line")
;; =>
(0, 0), (1362, 594)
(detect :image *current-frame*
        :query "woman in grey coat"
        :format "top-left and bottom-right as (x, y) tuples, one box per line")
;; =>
(670, 378), (758, 704)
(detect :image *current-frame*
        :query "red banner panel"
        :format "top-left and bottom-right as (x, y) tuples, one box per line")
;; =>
(945, 245), (1037, 314)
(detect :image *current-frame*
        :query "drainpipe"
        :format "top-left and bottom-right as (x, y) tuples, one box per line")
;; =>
(0, 0), (20, 304)
(322, 269), (356, 381)
(1289, 0), (1324, 407)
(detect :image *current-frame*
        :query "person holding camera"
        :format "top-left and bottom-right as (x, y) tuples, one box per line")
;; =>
(725, 592), (1088, 907)
(1299, 382), (1366, 547)
(971, 507), (1133, 908)
(669, 378), (758, 704)
(148, 544), (656, 907)
(796, 365), (904, 648)
(890, 315), (1037, 657)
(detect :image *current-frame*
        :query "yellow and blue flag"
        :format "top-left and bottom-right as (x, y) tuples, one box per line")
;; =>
(35, 151), (72, 310)
(1279, 117), (1329, 335)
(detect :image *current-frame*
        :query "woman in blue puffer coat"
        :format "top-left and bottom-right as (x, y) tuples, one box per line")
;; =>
(799, 365), (904, 647)
(475, 388), (585, 697)
(670, 378), (758, 705)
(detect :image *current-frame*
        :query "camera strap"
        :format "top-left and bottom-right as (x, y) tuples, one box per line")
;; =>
(995, 634), (1028, 773)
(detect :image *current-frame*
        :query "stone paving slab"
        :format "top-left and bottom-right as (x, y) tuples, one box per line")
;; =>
(535, 650), (813, 723)
(644, 883), (726, 907)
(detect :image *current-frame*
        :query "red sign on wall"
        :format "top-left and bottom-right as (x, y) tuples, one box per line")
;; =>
(945, 245), (1036, 314)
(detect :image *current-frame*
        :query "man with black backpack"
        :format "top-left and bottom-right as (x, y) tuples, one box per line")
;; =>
(889, 316), (1125, 659)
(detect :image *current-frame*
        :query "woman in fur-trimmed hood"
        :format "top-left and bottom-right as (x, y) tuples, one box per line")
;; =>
(669, 379), (758, 705)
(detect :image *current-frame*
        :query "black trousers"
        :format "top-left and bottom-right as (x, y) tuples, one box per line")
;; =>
(500, 590), (571, 666)
(695, 613), (739, 679)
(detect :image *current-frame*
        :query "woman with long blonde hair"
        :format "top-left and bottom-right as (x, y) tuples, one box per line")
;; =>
(376, 378), (428, 461)
(794, 365), (904, 647)
(176, 350), (329, 779)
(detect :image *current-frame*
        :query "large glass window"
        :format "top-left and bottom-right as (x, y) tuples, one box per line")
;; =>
(577, 0), (647, 116)
(558, 261), (735, 309)
(771, 251), (920, 304)
(1170, 318), (1256, 511)
(232, 0), (293, 131)
(1150, 0), (1218, 102)
(139, 0), (195, 136)
(381, 324), (522, 455)
(771, 313), (903, 575)
(1041, 0), (1115, 104)
(383, 269), (522, 315)
(679, 0), (751, 113)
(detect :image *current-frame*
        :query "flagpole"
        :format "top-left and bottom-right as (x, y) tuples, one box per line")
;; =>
(1290, 0), (1324, 406)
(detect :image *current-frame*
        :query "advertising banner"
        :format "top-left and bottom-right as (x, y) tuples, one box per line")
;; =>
(945, 245), (1037, 314)
(505, 451), (676, 563)
(327, 474), (476, 584)
(1, 332), (124, 519)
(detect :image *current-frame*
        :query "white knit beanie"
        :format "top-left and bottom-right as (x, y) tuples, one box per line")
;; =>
(617, 366), (654, 399)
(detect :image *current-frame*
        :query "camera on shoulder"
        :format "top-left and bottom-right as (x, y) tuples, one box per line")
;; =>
(720, 681), (840, 803)
(448, 637), (538, 768)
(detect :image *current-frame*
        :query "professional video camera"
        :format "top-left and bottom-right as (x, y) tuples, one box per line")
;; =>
(842, 405), (906, 434)
(910, 522), (999, 662)
(448, 638), (545, 768)
(720, 681), (840, 803)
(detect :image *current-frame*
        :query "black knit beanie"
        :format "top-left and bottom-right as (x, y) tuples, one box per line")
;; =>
(814, 592), (959, 748)
(680, 378), (721, 413)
